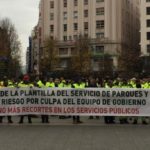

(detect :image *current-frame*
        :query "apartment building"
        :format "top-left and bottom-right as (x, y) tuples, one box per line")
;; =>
(140, 0), (150, 73)
(36, 0), (140, 72)
(141, 0), (150, 55)
(26, 26), (40, 74)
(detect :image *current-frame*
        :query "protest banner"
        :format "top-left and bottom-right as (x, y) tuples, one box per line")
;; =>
(0, 87), (149, 116)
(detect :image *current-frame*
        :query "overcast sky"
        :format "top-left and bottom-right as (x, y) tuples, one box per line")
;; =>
(0, 0), (40, 65)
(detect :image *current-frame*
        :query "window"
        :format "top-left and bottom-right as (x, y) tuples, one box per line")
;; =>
(147, 19), (150, 27)
(64, 12), (67, 20)
(147, 32), (150, 40)
(50, 1), (54, 8)
(96, 32), (104, 38)
(147, 7), (150, 15)
(74, 23), (78, 31)
(74, 11), (78, 18)
(64, 24), (67, 31)
(74, 0), (78, 6)
(96, 8), (104, 15)
(60, 60), (68, 68)
(97, 0), (104, 2)
(95, 46), (104, 53)
(63, 36), (67, 41)
(64, 0), (67, 7)
(59, 48), (68, 55)
(71, 48), (77, 55)
(84, 0), (88, 5)
(84, 10), (88, 17)
(69, 36), (72, 40)
(84, 22), (88, 30)
(146, 0), (150, 2)
(147, 45), (150, 53)
(96, 20), (104, 29)
(50, 25), (54, 32)
(84, 33), (88, 37)
(50, 13), (54, 20)
(74, 35), (78, 40)
(50, 36), (53, 40)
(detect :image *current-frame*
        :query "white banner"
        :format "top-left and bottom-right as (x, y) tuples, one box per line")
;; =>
(0, 87), (149, 116)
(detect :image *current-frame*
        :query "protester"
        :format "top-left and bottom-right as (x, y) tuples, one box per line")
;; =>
(0, 79), (13, 124)
(18, 76), (32, 124)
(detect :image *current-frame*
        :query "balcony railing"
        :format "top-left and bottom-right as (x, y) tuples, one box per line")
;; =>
(56, 38), (120, 46)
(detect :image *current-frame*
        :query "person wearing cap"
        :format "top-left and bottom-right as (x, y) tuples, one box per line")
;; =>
(104, 79), (115, 124)
(0, 79), (13, 124)
(0, 81), (3, 88)
(140, 78), (149, 125)
(46, 77), (55, 88)
(18, 77), (32, 124)
(41, 77), (49, 123)
(64, 79), (73, 88)
(88, 78), (100, 120)
(72, 78), (85, 124)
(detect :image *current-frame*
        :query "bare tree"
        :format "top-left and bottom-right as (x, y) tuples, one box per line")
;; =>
(70, 35), (91, 75)
(118, 48), (140, 77)
(0, 18), (22, 77)
(40, 36), (59, 75)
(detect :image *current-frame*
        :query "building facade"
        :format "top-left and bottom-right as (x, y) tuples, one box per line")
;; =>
(27, 26), (40, 74)
(34, 0), (140, 73)
(141, 0), (150, 55)
(140, 0), (150, 74)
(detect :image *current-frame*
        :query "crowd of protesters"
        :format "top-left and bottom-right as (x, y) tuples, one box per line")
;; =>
(0, 74), (150, 125)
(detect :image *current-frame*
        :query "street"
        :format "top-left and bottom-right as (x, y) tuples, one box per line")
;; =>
(0, 117), (150, 150)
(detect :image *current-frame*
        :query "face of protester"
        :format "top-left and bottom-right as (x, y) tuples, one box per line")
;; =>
(108, 80), (113, 87)
(123, 80), (127, 85)
(35, 77), (40, 82)
(90, 79), (96, 85)
(49, 78), (53, 83)
(23, 80), (29, 84)
(65, 79), (71, 84)
(43, 79), (47, 84)
(60, 77), (64, 81)
(77, 79), (82, 84)
(55, 78), (60, 84)
(0, 82), (3, 87)
(3, 81), (8, 87)
(67, 79), (71, 82)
